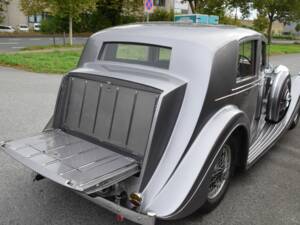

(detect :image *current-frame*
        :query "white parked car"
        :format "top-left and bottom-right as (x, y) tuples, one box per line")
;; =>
(0, 25), (15, 33)
(18, 24), (29, 32)
(33, 23), (41, 31)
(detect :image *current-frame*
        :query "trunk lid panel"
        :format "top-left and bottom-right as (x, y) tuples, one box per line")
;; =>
(2, 130), (139, 194)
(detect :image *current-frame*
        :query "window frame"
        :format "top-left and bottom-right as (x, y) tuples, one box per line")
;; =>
(236, 39), (259, 83)
(261, 41), (267, 70)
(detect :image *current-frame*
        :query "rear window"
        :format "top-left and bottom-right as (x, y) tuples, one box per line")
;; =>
(100, 42), (172, 69)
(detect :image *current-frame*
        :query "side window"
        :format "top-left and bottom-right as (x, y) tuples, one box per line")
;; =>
(237, 40), (257, 80)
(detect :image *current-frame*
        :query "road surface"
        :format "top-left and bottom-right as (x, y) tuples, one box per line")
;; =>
(0, 37), (88, 52)
(0, 54), (299, 225)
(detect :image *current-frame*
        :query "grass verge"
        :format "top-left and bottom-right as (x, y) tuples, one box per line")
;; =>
(0, 50), (82, 74)
(21, 44), (84, 51)
(269, 44), (300, 55)
(0, 44), (300, 74)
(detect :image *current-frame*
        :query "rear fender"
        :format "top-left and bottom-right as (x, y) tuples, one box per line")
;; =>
(142, 105), (250, 219)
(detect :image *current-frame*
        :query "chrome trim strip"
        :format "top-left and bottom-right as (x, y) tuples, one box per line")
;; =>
(232, 79), (261, 92)
(236, 76), (256, 84)
(215, 83), (259, 102)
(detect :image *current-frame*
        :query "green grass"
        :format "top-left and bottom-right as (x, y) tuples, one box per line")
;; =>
(0, 50), (82, 74)
(0, 44), (300, 74)
(21, 44), (84, 51)
(269, 44), (300, 55)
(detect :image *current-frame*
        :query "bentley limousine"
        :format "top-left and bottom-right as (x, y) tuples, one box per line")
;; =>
(1, 23), (300, 225)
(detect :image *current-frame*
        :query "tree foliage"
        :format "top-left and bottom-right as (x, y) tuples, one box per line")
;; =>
(227, 0), (250, 20)
(183, 0), (251, 21)
(295, 23), (300, 33)
(253, 14), (269, 32)
(150, 8), (173, 21)
(20, 0), (48, 16)
(252, 0), (300, 43)
(0, 0), (10, 24)
(184, 0), (227, 16)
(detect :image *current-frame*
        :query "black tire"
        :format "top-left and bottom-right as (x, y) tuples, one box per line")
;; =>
(290, 108), (300, 130)
(198, 137), (238, 213)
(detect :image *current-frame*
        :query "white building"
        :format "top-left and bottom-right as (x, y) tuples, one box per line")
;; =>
(283, 22), (300, 36)
(1, 0), (46, 28)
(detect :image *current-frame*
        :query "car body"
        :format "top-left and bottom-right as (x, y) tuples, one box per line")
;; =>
(18, 24), (29, 32)
(0, 25), (15, 33)
(33, 23), (41, 31)
(1, 23), (300, 225)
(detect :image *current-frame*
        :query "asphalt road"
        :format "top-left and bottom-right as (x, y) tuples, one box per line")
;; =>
(0, 54), (299, 225)
(0, 37), (88, 52)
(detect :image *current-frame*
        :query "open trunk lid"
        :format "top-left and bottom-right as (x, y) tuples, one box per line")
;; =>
(1, 130), (140, 194)
(2, 73), (162, 194)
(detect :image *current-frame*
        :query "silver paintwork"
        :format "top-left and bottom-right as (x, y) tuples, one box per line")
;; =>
(2, 23), (300, 224)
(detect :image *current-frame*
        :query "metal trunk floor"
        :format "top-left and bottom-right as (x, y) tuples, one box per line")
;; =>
(2, 130), (139, 193)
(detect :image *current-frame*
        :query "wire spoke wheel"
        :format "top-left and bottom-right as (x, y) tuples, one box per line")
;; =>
(207, 144), (232, 200)
(279, 86), (291, 119)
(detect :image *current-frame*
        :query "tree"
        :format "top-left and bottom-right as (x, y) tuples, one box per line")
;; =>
(20, 0), (97, 45)
(253, 14), (269, 32)
(183, 0), (227, 16)
(295, 23), (300, 33)
(20, 0), (48, 15)
(0, 0), (10, 24)
(253, 0), (300, 44)
(226, 0), (250, 22)
(183, 0), (250, 21)
(45, 0), (97, 45)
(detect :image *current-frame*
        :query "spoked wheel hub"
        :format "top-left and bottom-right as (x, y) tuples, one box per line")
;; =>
(208, 144), (232, 200)
(279, 88), (291, 119)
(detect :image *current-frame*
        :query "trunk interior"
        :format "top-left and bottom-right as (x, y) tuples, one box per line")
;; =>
(2, 74), (161, 194)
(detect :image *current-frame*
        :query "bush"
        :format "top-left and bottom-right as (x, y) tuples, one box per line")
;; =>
(272, 34), (296, 40)
(150, 8), (173, 21)
(40, 16), (68, 34)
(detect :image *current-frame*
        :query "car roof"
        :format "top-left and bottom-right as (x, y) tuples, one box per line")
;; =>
(93, 23), (264, 48)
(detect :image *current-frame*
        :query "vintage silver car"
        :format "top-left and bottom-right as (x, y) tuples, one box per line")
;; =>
(1, 23), (300, 225)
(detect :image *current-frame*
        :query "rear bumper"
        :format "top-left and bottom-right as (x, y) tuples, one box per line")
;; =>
(78, 193), (156, 225)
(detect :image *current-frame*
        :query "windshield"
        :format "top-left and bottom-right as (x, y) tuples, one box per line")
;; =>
(100, 42), (172, 69)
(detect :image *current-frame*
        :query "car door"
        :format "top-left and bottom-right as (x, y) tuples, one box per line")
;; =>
(233, 39), (261, 141)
